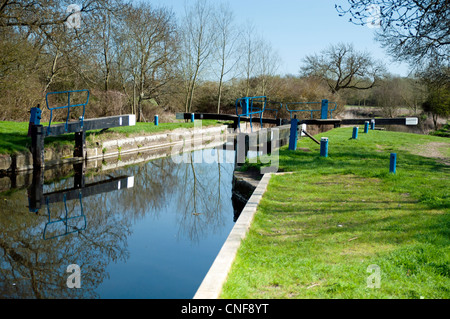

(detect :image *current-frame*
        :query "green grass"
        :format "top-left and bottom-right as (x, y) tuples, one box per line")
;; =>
(0, 119), (227, 155)
(430, 122), (450, 138)
(221, 127), (449, 299)
(101, 119), (222, 135)
(0, 121), (32, 154)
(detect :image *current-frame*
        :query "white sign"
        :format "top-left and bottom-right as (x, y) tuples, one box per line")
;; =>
(405, 117), (419, 125)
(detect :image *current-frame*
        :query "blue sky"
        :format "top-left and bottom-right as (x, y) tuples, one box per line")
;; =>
(148, 0), (410, 77)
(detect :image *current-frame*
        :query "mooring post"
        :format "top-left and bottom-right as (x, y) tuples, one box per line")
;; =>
(364, 121), (369, 133)
(28, 105), (42, 137)
(289, 117), (299, 150)
(390, 153), (397, 173)
(352, 126), (359, 139)
(371, 119), (375, 130)
(74, 130), (86, 158)
(31, 125), (45, 168)
(320, 137), (329, 157)
(154, 115), (159, 126)
(321, 99), (329, 119)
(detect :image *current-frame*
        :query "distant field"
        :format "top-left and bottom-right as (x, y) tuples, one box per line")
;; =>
(344, 105), (379, 108)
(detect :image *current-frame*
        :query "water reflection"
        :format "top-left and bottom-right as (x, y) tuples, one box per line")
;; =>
(28, 163), (134, 240)
(0, 148), (238, 298)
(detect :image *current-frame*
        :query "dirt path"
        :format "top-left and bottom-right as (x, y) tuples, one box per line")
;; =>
(408, 141), (450, 166)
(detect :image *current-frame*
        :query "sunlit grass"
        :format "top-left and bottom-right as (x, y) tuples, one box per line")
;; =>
(0, 120), (227, 154)
(221, 127), (449, 299)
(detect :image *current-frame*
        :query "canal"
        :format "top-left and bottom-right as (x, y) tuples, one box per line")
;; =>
(0, 148), (240, 299)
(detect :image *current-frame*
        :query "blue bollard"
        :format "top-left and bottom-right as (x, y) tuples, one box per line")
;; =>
(154, 115), (159, 126)
(371, 119), (375, 130)
(28, 105), (42, 137)
(352, 126), (358, 139)
(320, 99), (329, 119)
(320, 137), (328, 157)
(364, 121), (369, 133)
(191, 113), (195, 122)
(29, 106), (42, 125)
(390, 153), (397, 173)
(288, 118), (299, 150)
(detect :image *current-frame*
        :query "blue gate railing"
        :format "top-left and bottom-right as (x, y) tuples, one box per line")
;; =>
(235, 96), (267, 131)
(264, 101), (283, 119)
(235, 97), (338, 129)
(45, 89), (89, 135)
(285, 100), (337, 119)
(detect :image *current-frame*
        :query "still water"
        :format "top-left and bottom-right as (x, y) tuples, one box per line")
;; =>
(0, 148), (239, 299)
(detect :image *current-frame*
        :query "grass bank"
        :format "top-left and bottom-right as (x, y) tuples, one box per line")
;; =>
(0, 120), (226, 155)
(221, 127), (449, 299)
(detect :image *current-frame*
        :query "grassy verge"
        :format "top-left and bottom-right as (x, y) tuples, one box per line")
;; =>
(221, 127), (449, 299)
(0, 119), (228, 155)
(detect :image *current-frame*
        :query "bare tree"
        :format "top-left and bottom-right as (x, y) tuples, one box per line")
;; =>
(180, 0), (217, 113)
(300, 42), (386, 94)
(112, 14), (138, 115)
(0, 0), (116, 28)
(372, 76), (403, 117)
(121, 3), (178, 122)
(336, 0), (450, 66)
(213, 2), (240, 113)
(255, 39), (281, 96)
(399, 77), (426, 116)
(419, 59), (450, 129)
(96, 10), (115, 92)
(239, 22), (261, 97)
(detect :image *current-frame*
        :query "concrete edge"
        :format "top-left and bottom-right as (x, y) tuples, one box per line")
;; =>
(0, 124), (232, 173)
(193, 172), (272, 299)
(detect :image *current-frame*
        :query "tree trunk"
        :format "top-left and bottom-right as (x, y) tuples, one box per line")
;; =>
(137, 97), (142, 122)
(187, 68), (199, 113)
(433, 113), (438, 130)
(217, 75), (224, 114)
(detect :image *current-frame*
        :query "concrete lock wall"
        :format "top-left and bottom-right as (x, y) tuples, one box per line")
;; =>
(0, 122), (326, 174)
(1, 125), (231, 173)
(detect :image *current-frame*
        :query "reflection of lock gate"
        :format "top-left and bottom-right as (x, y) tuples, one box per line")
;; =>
(27, 164), (135, 240)
(43, 193), (86, 240)
(40, 175), (135, 240)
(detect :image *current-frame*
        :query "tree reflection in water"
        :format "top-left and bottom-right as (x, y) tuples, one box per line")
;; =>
(0, 148), (237, 298)
(175, 149), (235, 243)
